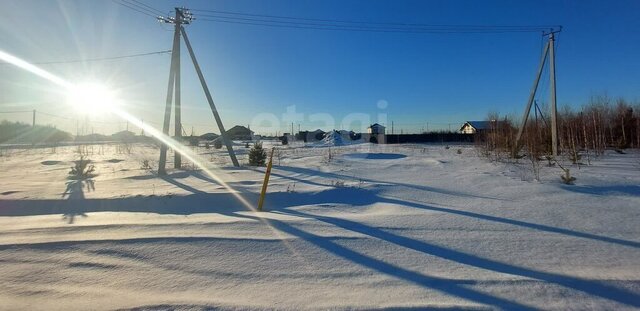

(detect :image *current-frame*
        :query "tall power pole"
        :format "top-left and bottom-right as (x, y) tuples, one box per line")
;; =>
(513, 27), (562, 158)
(549, 32), (558, 157)
(173, 8), (182, 168)
(157, 7), (239, 175)
(158, 8), (185, 175)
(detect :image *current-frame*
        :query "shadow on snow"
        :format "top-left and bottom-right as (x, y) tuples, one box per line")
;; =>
(0, 167), (639, 308)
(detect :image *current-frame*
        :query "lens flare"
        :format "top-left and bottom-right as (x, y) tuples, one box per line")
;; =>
(67, 82), (119, 115)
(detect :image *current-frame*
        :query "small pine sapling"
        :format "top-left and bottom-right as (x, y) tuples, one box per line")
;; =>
(248, 141), (267, 166)
(69, 156), (95, 179)
(141, 159), (152, 170)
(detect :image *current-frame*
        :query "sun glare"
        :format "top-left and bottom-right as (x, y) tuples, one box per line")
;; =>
(66, 82), (119, 115)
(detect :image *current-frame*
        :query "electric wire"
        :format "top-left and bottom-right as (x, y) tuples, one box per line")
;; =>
(196, 17), (555, 33)
(111, 0), (159, 19)
(0, 110), (33, 114)
(119, 0), (161, 16)
(128, 0), (164, 15)
(192, 8), (558, 31)
(191, 8), (559, 33)
(0, 50), (171, 66)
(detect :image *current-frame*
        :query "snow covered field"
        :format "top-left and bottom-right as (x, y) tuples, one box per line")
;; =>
(0, 142), (639, 310)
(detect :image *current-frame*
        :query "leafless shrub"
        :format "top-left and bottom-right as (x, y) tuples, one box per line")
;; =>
(182, 161), (200, 172)
(324, 147), (333, 163)
(484, 94), (639, 171)
(141, 159), (152, 170)
(476, 112), (517, 162)
(286, 182), (296, 193)
(331, 180), (345, 187)
(116, 143), (132, 154)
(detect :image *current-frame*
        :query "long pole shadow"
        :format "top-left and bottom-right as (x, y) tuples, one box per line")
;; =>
(266, 167), (640, 250)
(379, 195), (640, 249)
(273, 165), (507, 201)
(236, 213), (535, 310)
(281, 209), (640, 308)
(160, 175), (208, 195)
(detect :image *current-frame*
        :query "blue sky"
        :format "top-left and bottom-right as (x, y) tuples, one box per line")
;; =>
(1, 0), (639, 135)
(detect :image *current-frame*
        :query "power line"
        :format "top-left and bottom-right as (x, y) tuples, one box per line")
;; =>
(111, 0), (159, 19)
(192, 9), (559, 34)
(128, 0), (164, 15)
(0, 110), (32, 114)
(198, 18), (527, 34)
(119, 0), (160, 16)
(196, 14), (552, 33)
(192, 8), (557, 30)
(197, 17), (557, 34)
(37, 111), (129, 125)
(0, 50), (171, 66)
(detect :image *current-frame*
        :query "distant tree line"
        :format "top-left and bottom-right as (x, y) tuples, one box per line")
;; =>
(478, 95), (640, 161)
(0, 120), (72, 144)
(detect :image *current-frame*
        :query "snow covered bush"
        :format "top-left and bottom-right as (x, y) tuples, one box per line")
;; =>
(324, 147), (333, 163)
(248, 141), (267, 166)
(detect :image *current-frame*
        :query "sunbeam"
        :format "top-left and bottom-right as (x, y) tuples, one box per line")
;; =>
(0, 49), (254, 208)
(0, 48), (307, 264)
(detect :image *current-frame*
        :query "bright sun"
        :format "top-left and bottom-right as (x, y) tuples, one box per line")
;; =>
(66, 82), (118, 115)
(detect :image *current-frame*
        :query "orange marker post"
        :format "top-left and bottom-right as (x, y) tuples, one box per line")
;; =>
(258, 147), (275, 211)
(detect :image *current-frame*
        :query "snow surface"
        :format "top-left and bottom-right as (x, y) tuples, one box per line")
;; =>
(0, 142), (639, 310)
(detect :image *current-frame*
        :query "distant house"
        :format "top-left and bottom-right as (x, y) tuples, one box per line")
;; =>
(367, 123), (386, 135)
(225, 125), (254, 140)
(75, 133), (110, 142)
(111, 130), (136, 142)
(310, 129), (326, 140)
(200, 132), (219, 141)
(460, 121), (496, 134)
(298, 129), (326, 142)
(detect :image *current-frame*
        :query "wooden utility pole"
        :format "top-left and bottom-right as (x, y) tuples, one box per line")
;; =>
(157, 7), (240, 174)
